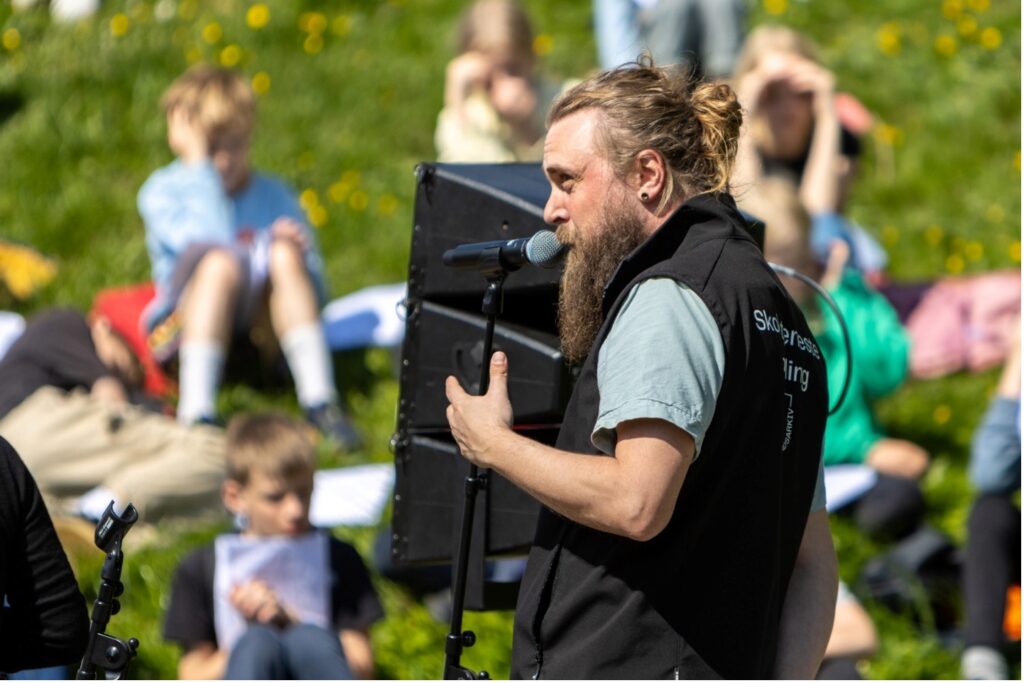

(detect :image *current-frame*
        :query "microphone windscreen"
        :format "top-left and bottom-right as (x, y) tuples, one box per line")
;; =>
(525, 230), (565, 269)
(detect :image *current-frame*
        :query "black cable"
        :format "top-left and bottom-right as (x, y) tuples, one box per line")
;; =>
(768, 262), (852, 416)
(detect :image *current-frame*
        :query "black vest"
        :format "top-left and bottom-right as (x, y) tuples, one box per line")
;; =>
(510, 193), (828, 679)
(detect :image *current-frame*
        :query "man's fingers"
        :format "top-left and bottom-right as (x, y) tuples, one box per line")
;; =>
(445, 375), (466, 403)
(488, 351), (509, 398)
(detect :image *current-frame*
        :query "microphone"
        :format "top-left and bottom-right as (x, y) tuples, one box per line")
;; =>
(442, 230), (565, 274)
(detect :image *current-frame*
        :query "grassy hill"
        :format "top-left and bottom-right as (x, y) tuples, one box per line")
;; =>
(0, 0), (1019, 678)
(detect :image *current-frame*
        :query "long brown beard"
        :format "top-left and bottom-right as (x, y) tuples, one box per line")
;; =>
(557, 204), (647, 364)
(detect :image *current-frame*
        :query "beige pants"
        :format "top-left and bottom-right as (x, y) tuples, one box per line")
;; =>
(0, 387), (226, 522)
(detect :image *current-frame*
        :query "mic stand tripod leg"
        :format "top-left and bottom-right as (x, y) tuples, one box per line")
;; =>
(442, 276), (503, 681)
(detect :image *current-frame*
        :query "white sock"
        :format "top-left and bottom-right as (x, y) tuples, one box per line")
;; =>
(177, 340), (225, 424)
(76, 486), (123, 522)
(281, 323), (337, 409)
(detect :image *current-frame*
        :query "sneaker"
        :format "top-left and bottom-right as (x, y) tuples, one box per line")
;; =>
(306, 403), (363, 451)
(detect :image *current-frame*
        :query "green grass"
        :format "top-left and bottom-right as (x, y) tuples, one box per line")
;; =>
(1, 0), (1019, 679)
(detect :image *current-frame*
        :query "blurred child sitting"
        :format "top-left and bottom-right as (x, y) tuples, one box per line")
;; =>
(0, 307), (225, 523)
(961, 327), (1020, 680)
(732, 25), (886, 282)
(137, 65), (359, 449)
(435, 0), (564, 162)
(163, 413), (383, 680)
(741, 177), (928, 539)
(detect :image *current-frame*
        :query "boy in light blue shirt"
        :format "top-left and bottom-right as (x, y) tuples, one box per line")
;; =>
(138, 65), (358, 449)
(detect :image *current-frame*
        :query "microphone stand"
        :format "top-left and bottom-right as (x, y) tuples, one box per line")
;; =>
(442, 274), (504, 681)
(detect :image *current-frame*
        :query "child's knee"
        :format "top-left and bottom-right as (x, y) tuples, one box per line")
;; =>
(268, 239), (308, 280)
(192, 248), (244, 290)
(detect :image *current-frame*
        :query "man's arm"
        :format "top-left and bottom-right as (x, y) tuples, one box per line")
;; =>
(773, 509), (839, 679)
(446, 352), (694, 541)
(177, 643), (228, 680)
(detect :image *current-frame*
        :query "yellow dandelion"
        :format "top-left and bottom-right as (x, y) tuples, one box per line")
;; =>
(251, 71), (271, 95)
(764, 0), (787, 15)
(110, 13), (130, 37)
(941, 0), (962, 20)
(934, 35), (957, 56)
(299, 11), (327, 34)
(307, 205), (328, 228)
(924, 224), (944, 247)
(967, 0), (989, 11)
(332, 15), (353, 37)
(532, 34), (554, 57)
(882, 225), (900, 247)
(377, 193), (399, 216)
(876, 23), (901, 56)
(219, 44), (242, 67)
(299, 189), (319, 211)
(246, 3), (270, 30)
(956, 15), (977, 37)
(1010, 241), (1021, 263)
(349, 190), (370, 212)
(328, 181), (351, 204)
(980, 27), (1001, 49)
(2, 28), (21, 52)
(985, 204), (1005, 223)
(178, 0), (198, 21)
(965, 241), (984, 262)
(945, 253), (965, 273)
(874, 122), (903, 146)
(202, 22), (223, 45)
(304, 33), (324, 55)
(932, 404), (952, 425)
(185, 47), (202, 63)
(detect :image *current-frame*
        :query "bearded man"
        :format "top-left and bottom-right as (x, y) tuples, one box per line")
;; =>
(446, 62), (838, 679)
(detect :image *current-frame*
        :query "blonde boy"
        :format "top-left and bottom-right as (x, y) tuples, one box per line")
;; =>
(138, 65), (360, 449)
(163, 414), (382, 680)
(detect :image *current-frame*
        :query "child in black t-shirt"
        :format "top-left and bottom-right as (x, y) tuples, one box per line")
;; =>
(163, 413), (383, 679)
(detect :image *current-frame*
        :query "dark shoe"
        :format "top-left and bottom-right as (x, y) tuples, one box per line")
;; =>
(306, 403), (363, 451)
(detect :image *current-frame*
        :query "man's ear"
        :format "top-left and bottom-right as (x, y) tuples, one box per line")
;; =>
(222, 479), (245, 516)
(633, 149), (668, 208)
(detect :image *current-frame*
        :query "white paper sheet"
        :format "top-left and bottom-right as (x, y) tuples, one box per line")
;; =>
(823, 464), (878, 512)
(310, 463), (395, 528)
(213, 531), (330, 652)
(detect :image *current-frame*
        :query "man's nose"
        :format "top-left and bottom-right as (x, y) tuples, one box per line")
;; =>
(543, 193), (568, 226)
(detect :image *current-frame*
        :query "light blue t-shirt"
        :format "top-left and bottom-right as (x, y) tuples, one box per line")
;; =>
(592, 277), (826, 512)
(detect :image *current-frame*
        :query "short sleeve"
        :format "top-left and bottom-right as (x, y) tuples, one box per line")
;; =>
(163, 547), (217, 650)
(593, 278), (726, 459)
(329, 539), (384, 633)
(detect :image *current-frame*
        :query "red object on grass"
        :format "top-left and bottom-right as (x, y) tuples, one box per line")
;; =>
(91, 283), (176, 398)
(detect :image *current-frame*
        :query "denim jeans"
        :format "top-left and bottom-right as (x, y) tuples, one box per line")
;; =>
(224, 623), (353, 680)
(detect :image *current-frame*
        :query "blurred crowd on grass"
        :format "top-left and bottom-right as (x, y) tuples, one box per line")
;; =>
(0, 0), (1019, 680)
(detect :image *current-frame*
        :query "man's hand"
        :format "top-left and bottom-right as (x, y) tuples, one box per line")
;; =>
(445, 351), (514, 468)
(229, 579), (294, 628)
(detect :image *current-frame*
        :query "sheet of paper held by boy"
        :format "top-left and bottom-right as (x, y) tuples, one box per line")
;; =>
(213, 531), (330, 651)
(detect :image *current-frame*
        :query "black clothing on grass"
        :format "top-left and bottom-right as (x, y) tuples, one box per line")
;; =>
(510, 193), (828, 679)
(0, 309), (111, 420)
(0, 437), (89, 673)
(163, 535), (384, 651)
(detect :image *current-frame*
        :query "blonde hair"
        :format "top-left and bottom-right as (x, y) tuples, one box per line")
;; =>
(737, 175), (813, 270)
(456, 0), (535, 69)
(733, 25), (821, 81)
(226, 413), (315, 486)
(549, 57), (743, 211)
(161, 64), (256, 140)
